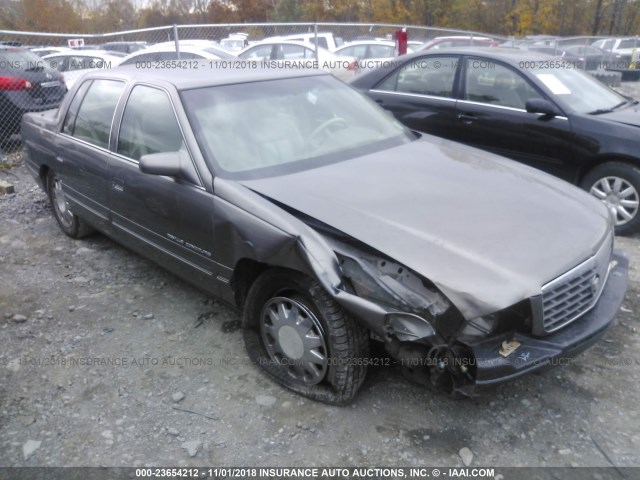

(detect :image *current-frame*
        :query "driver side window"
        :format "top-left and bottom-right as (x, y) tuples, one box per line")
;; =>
(464, 60), (543, 109)
(117, 86), (185, 161)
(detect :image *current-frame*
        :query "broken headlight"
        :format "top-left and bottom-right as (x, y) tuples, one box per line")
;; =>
(457, 299), (532, 341)
(460, 315), (499, 339)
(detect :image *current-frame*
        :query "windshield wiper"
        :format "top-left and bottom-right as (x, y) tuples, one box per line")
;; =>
(589, 101), (628, 115)
(611, 100), (629, 110)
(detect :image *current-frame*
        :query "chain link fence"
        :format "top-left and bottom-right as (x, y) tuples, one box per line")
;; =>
(0, 23), (639, 146)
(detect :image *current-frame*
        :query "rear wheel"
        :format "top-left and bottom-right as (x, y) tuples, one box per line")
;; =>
(47, 171), (93, 239)
(581, 162), (640, 236)
(243, 269), (369, 405)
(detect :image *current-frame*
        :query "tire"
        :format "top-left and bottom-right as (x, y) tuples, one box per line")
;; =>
(47, 171), (94, 239)
(581, 162), (640, 236)
(243, 268), (370, 405)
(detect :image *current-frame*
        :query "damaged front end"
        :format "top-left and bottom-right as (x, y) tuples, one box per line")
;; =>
(324, 236), (481, 397)
(320, 234), (628, 398)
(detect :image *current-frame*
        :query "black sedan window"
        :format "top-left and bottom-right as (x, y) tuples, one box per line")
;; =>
(117, 85), (185, 161)
(375, 56), (457, 98)
(464, 60), (542, 109)
(69, 79), (124, 149)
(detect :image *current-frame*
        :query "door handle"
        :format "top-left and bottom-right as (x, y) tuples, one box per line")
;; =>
(375, 99), (384, 105)
(112, 178), (124, 192)
(458, 113), (477, 125)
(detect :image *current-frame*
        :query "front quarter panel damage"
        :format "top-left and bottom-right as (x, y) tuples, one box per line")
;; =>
(213, 179), (475, 395)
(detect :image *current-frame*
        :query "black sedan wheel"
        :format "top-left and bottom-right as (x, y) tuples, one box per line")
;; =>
(582, 162), (640, 236)
(243, 269), (370, 405)
(47, 171), (93, 239)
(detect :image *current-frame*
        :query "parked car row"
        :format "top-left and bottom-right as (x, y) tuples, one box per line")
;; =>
(6, 36), (640, 238)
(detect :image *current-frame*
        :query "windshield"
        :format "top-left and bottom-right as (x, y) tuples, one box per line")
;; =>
(182, 75), (412, 179)
(532, 67), (627, 114)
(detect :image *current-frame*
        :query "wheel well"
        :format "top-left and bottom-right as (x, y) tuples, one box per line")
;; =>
(231, 259), (268, 308)
(578, 156), (640, 185)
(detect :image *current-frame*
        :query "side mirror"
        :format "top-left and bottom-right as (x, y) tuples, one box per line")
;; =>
(139, 152), (182, 177)
(526, 98), (562, 118)
(139, 150), (200, 185)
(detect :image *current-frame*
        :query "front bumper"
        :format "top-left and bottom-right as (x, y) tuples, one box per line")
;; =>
(467, 250), (628, 392)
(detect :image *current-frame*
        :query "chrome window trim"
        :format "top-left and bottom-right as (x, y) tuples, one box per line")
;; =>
(456, 99), (569, 119)
(369, 89), (457, 102)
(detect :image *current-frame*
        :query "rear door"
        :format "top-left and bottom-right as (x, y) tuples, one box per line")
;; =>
(57, 78), (125, 229)
(364, 55), (462, 141)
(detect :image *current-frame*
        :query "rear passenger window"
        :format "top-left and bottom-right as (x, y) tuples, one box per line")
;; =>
(62, 80), (91, 135)
(69, 79), (124, 148)
(376, 56), (458, 98)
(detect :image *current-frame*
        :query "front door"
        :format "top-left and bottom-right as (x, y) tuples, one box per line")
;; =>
(455, 57), (577, 180)
(109, 84), (219, 293)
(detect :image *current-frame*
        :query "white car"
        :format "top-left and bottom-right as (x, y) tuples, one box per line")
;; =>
(43, 50), (122, 88)
(333, 40), (397, 59)
(219, 33), (249, 53)
(265, 32), (343, 51)
(238, 40), (357, 80)
(592, 37), (639, 65)
(119, 41), (236, 67)
(332, 40), (416, 72)
(31, 46), (71, 57)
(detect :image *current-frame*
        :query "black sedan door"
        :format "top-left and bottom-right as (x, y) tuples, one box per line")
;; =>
(455, 57), (577, 181)
(109, 84), (220, 294)
(364, 55), (464, 141)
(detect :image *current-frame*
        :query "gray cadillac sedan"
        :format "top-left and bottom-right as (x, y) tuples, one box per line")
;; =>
(21, 65), (628, 404)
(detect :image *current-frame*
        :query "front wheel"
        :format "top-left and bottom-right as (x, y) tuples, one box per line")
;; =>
(47, 171), (93, 239)
(243, 269), (370, 405)
(581, 162), (640, 236)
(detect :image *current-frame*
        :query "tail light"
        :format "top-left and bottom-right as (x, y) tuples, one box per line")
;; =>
(347, 60), (359, 71)
(0, 76), (34, 91)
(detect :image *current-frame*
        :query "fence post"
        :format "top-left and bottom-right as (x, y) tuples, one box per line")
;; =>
(173, 24), (180, 60)
(314, 22), (319, 62)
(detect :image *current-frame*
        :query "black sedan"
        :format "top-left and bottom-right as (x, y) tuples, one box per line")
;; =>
(0, 46), (66, 143)
(351, 48), (640, 235)
(22, 65), (627, 404)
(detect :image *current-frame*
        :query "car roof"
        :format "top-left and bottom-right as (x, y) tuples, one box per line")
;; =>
(432, 35), (494, 40)
(43, 50), (122, 59)
(337, 40), (395, 47)
(244, 39), (318, 48)
(107, 63), (328, 90)
(402, 46), (557, 63)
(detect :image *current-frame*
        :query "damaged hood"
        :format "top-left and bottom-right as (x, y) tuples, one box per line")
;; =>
(240, 136), (612, 319)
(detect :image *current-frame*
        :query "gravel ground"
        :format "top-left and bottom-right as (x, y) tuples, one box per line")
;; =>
(1, 85), (640, 469)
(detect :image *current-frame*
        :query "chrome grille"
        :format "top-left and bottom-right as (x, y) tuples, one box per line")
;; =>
(539, 232), (613, 333)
